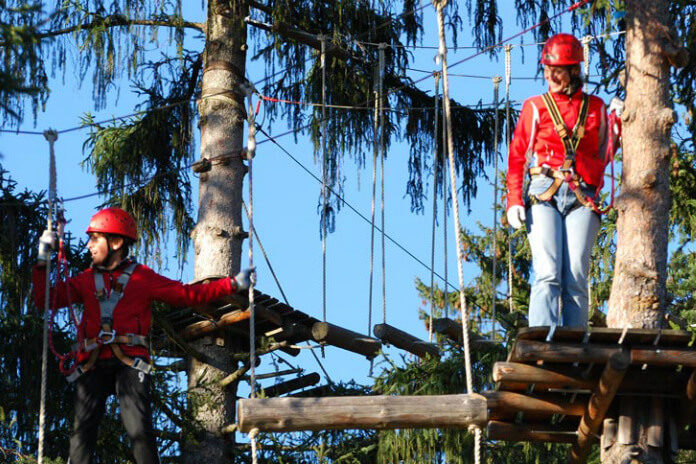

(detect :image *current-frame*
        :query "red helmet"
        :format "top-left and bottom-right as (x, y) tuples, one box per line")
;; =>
(86, 207), (137, 241)
(541, 33), (584, 66)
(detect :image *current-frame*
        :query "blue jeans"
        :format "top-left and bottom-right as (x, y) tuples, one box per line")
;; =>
(526, 176), (600, 328)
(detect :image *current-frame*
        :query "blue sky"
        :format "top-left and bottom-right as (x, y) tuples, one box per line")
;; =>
(0, 3), (621, 393)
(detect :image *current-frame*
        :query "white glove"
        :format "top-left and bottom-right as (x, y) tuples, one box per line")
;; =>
(609, 97), (624, 117)
(234, 267), (256, 291)
(37, 229), (57, 263)
(506, 206), (526, 230)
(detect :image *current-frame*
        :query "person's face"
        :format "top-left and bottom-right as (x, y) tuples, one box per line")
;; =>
(86, 233), (123, 266)
(544, 65), (571, 93)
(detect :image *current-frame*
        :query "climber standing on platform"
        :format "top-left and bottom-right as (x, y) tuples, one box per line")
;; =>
(33, 207), (254, 464)
(505, 33), (622, 329)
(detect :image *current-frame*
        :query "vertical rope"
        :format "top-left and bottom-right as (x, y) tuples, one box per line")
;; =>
(367, 87), (378, 338)
(378, 43), (387, 324)
(38, 129), (57, 464)
(429, 73), (441, 342)
(434, 2), (479, 462)
(442, 93), (449, 320)
(505, 44), (514, 314)
(320, 35), (328, 357)
(246, 92), (259, 464)
(491, 76), (501, 342)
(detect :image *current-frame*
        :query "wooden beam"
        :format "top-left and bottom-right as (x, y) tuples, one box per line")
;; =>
(237, 393), (488, 432)
(182, 305), (281, 340)
(570, 351), (630, 464)
(289, 384), (334, 398)
(494, 362), (685, 394)
(512, 339), (696, 367)
(259, 373), (321, 397)
(431, 318), (487, 346)
(487, 420), (577, 443)
(373, 323), (439, 359)
(483, 391), (585, 419)
(311, 322), (381, 359)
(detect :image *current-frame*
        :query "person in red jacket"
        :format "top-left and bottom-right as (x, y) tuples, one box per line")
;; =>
(505, 33), (622, 329)
(33, 207), (254, 464)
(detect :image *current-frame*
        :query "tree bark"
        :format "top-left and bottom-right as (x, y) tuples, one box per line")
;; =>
(604, 1), (676, 463)
(183, 0), (249, 462)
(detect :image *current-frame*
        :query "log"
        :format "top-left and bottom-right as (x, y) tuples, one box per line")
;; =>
(311, 322), (381, 359)
(570, 351), (630, 464)
(487, 420), (577, 443)
(182, 306), (281, 340)
(373, 323), (439, 359)
(431, 318), (487, 345)
(242, 368), (303, 381)
(494, 362), (685, 394)
(258, 373), (321, 397)
(483, 391), (585, 419)
(276, 322), (313, 344)
(289, 384), (334, 398)
(237, 393), (488, 432)
(512, 339), (696, 367)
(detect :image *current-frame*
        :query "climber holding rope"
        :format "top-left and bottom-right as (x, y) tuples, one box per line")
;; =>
(506, 33), (622, 328)
(33, 206), (254, 464)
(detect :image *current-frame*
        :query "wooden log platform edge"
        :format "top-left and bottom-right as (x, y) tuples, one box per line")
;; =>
(237, 393), (488, 433)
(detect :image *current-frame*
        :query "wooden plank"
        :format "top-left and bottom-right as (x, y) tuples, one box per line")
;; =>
(487, 420), (577, 443)
(237, 393), (488, 432)
(494, 362), (687, 395)
(373, 323), (439, 359)
(511, 339), (696, 367)
(311, 322), (381, 359)
(483, 391), (585, 419)
(570, 351), (630, 464)
(182, 306), (282, 340)
(431, 318), (487, 346)
(516, 326), (691, 346)
(259, 373), (321, 397)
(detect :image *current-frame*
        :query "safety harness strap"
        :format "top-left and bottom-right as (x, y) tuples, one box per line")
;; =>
(94, 262), (137, 325)
(533, 93), (590, 203)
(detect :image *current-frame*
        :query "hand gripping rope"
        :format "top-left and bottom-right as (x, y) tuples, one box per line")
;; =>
(433, 1), (481, 462)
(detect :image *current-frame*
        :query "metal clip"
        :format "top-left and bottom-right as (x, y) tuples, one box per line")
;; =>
(98, 330), (116, 344)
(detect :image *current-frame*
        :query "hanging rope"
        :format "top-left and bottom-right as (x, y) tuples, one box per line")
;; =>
(434, 1), (480, 463)
(442, 87), (449, 321)
(38, 129), (58, 464)
(245, 88), (259, 464)
(491, 76), (501, 342)
(378, 43), (387, 325)
(582, 35), (592, 84)
(320, 35), (328, 358)
(429, 72), (441, 342)
(505, 44), (515, 315)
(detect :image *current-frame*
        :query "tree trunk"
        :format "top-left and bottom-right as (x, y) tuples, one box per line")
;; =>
(604, 1), (676, 463)
(183, 0), (249, 462)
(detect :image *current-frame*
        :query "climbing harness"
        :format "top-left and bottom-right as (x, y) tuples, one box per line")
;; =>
(434, 1), (481, 462)
(66, 262), (152, 383)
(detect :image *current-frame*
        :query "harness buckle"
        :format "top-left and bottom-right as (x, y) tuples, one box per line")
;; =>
(98, 330), (116, 345)
(126, 333), (135, 346)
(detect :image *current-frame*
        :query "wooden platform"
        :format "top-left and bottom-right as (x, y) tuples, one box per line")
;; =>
(488, 326), (696, 463)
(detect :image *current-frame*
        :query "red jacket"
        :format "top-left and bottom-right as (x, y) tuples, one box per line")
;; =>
(506, 89), (613, 208)
(33, 261), (238, 362)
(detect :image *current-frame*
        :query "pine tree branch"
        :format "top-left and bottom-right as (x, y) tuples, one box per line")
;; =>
(36, 13), (204, 41)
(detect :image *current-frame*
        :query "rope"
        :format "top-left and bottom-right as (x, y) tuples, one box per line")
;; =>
(38, 129), (58, 464)
(442, 92), (449, 320)
(367, 71), (379, 338)
(378, 44), (387, 325)
(429, 72), (441, 342)
(505, 44), (514, 315)
(434, 1), (479, 462)
(245, 90), (259, 464)
(490, 76), (501, 342)
(320, 35), (328, 358)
